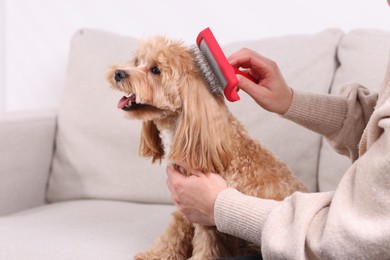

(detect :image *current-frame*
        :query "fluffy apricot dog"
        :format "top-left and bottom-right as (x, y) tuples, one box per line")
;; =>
(107, 36), (308, 260)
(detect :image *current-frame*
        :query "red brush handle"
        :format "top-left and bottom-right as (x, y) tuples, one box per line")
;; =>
(224, 68), (256, 102)
(224, 80), (240, 102)
(197, 28), (239, 102)
(196, 28), (256, 102)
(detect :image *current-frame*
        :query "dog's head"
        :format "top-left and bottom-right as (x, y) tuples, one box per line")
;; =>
(107, 36), (233, 173)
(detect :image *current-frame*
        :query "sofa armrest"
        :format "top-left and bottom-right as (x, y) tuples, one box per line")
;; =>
(0, 110), (57, 216)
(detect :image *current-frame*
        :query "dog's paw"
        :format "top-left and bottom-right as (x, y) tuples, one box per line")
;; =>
(134, 251), (186, 260)
(134, 251), (168, 260)
(188, 254), (218, 260)
(134, 252), (157, 260)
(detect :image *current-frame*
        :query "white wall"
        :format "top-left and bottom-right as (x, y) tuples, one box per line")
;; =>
(0, 0), (389, 112)
(0, 0), (4, 111)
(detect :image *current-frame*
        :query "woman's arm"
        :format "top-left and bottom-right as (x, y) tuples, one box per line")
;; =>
(283, 85), (378, 160)
(215, 116), (390, 259)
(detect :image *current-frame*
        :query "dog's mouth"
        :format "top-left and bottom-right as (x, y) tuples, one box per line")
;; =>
(117, 94), (148, 111)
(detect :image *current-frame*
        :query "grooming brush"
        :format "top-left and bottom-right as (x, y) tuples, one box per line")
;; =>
(192, 27), (255, 102)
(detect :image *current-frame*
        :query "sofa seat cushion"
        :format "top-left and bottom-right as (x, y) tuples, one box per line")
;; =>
(0, 200), (175, 259)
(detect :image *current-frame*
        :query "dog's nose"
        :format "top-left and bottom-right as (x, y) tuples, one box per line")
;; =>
(114, 70), (128, 82)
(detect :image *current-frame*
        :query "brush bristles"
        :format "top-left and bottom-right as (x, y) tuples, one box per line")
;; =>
(190, 44), (223, 96)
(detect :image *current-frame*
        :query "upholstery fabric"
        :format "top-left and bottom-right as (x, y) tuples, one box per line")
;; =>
(0, 110), (56, 215)
(318, 29), (390, 191)
(0, 200), (175, 259)
(224, 28), (344, 191)
(47, 29), (173, 203)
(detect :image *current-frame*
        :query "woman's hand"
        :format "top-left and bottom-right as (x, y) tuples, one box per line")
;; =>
(166, 164), (228, 226)
(228, 48), (293, 115)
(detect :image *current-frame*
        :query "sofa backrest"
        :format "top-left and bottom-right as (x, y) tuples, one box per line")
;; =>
(318, 29), (390, 191)
(223, 29), (343, 192)
(46, 28), (390, 204)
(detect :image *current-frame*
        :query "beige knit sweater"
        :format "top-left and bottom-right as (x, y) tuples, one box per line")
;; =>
(215, 54), (390, 259)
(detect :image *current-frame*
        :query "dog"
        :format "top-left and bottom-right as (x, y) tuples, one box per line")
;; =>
(106, 36), (308, 260)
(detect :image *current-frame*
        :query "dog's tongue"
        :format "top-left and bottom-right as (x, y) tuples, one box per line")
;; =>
(117, 95), (134, 109)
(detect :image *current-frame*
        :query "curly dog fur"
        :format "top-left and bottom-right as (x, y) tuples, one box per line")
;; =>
(107, 36), (308, 260)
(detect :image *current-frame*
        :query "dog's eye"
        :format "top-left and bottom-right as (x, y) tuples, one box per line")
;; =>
(150, 66), (161, 75)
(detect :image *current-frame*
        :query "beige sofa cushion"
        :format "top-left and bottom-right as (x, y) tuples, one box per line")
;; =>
(224, 28), (343, 191)
(318, 29), (390, 191)
(0, 200), (175, 259)
(47, 28), (344, 204)
(47, 29), (173, 203)
(0, 110), (56, 215)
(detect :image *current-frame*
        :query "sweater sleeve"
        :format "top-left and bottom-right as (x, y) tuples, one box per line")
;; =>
(215, 96), (390, 260)
(261, 119), (390, 259)
(283, 85), (378, 160)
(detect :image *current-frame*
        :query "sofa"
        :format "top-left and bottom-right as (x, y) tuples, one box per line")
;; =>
(0, 28), (389, 259)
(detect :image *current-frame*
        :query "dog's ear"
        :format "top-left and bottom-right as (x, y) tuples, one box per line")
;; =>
(139, 120), (164, 163)
(169, 76), (233, 173)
